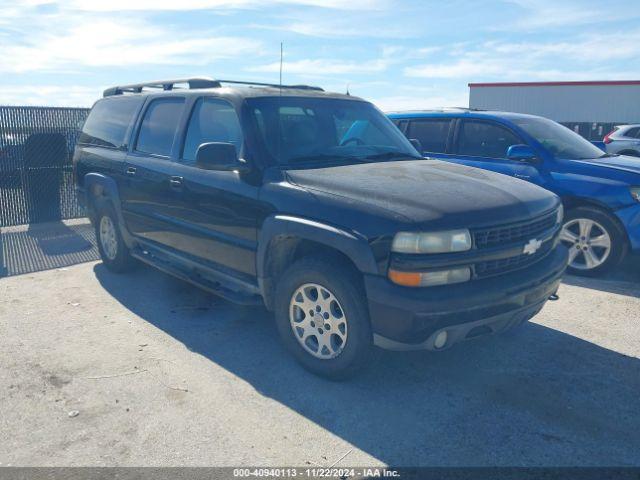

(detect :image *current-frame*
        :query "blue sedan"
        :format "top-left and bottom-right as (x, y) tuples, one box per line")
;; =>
(389, 110), (640, 276)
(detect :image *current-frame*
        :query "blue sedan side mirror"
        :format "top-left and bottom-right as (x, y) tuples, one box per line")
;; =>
(507, 144), (538, 162)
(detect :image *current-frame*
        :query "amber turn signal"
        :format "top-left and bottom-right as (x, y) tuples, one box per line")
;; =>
(388, 267), (471, 287)
(388, 269), (423, 287)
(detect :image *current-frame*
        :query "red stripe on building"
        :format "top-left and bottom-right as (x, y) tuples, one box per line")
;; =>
(468, 81), (640, 88)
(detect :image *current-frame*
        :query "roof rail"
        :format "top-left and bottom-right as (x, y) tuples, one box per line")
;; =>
(216, 79), (324, 91)
(103, 78), (221, 97)
(103, 78), (325, 97)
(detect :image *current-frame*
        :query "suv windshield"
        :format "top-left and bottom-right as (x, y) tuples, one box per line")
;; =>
(246, 97), (421, 167)
(512, 116), (606, 160)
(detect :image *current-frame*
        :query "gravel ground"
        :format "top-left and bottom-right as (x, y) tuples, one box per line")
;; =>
(0, 250), (639, 467)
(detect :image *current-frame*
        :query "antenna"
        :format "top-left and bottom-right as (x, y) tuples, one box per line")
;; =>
(279, 42), (283, 92)
(346, 83), (350, 96)
(277, 42), (283, 165)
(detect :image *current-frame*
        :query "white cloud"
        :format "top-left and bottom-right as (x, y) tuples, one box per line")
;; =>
(248, 58), (390, 75)
(0, 85), (99, 107)
(370, 93), (470, 112)
(1, 18), (262, 74)
(37, 0), (388, 11)
(269, 19), (415, 39)
(404, 31), (640, 80)
(500, 0), (631, 30)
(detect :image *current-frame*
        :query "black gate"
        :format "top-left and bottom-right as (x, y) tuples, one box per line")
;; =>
(0, 106), (90, 227)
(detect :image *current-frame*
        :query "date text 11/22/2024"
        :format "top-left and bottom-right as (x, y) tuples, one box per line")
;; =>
(232, 467), (401, 478)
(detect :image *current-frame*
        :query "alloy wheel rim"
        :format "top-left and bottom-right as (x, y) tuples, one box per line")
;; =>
(99, 215), (118, 261)
(560, 218), (612, 270)
(289, 283), (348, 359)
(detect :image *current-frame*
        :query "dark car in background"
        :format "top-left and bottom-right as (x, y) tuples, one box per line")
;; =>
(390, 110), (640, 276)
(74, 79), (567, 378)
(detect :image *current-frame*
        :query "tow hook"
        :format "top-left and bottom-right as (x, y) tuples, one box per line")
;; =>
(548, 292), (559, 301)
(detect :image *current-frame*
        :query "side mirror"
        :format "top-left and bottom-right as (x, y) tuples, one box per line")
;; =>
(507, 144), (538, 162)
(195, 142), (249, 173)
(591, 140), (606, 152)
(409, 138), (423, 153)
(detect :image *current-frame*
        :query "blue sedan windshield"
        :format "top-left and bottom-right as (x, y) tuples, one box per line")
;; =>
(513, 116), (606, 160)
(246, 97), (420, 167)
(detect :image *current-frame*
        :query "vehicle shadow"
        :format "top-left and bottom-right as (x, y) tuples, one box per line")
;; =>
(94, 263), (640, 467)
(0, 219), (97, 277)
(562, 254), (640, 297)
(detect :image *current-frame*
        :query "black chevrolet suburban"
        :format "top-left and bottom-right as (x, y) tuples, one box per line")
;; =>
(74, 78), (568, 378)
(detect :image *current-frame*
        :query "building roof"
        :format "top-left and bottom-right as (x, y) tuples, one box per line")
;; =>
(469, 80), (640, 88)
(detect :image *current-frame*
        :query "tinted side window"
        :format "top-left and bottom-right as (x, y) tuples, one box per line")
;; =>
(136, 98), (185, 157)
(407, 119), (451, 153)
(182, 98), (243, 163)
(458, 121), (521, 159)
(79, 97), (142, 148)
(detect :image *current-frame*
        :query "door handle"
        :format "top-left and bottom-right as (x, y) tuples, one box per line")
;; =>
(126, 166), (137, 176)
(169, 176), (184, 190)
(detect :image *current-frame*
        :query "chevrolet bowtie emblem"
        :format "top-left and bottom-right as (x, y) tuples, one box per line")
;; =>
(523, 238), (543, 255)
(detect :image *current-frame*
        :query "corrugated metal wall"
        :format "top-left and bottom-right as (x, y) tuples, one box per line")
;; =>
(469, 84), (640, 127)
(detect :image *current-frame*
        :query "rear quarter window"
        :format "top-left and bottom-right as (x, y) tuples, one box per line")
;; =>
(78, 97), (143, 149)
(624, 127), (640, 138)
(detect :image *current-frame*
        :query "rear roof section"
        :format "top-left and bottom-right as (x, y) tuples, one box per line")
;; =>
(387, 110), (545, 121)
(102, 77), (362, 102)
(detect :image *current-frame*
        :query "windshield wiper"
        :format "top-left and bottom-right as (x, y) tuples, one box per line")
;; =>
(285, 153), (365, 166)
(362, 151), (423, 161)
(599, 153), (618, 158)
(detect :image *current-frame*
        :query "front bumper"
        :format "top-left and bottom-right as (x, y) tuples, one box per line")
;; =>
(614, 203), (640, 251)
(365, 245), (568, 350)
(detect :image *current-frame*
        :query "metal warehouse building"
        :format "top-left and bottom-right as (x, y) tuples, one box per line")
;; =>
(468, 80), (640, 140)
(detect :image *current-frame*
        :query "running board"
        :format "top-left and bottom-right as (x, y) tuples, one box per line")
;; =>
(131, 246), (263, 306)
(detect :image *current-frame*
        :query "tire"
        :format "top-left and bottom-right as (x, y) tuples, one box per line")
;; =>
(94, 201), (135, 273)
(274, 255), (372, 380)
(560, 206), (627, 276)
(618, 150), (640, 157)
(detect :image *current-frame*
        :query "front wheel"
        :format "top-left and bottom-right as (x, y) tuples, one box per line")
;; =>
(560, 206), (627, 276)
(274, 255), (372, 380)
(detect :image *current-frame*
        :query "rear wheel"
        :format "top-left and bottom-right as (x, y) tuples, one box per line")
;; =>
(560, 206), (626, 276)
(618, 150), (640, 157)
(95, 202), (135, 273)
(274, 255), (372, 380)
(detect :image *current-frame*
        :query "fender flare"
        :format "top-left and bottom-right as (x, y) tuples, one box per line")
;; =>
(256, 214), (379, 279)
(83, 173), (135, 248)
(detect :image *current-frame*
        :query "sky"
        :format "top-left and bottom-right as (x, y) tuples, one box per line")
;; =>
(1, 0), (639, 110)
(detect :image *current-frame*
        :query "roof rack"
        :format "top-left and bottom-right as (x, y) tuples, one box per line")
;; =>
(103, 78), (221, 97)
(216, 80), (324, 91)
(103, 77), (324, 97)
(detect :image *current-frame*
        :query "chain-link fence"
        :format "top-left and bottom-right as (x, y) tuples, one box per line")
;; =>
(0, 106), (90, 227)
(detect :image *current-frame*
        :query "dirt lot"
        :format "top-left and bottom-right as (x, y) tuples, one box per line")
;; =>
(1, 221), (639, 467)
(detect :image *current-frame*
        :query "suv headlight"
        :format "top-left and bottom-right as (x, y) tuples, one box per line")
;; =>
(631, 187), (640, 202)
(391, 229), (472, 254)
(556, 204), (564, 224)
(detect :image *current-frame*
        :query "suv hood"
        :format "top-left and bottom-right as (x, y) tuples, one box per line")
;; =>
(285, 159), (557, 229)
(570, 154), (640, 176)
